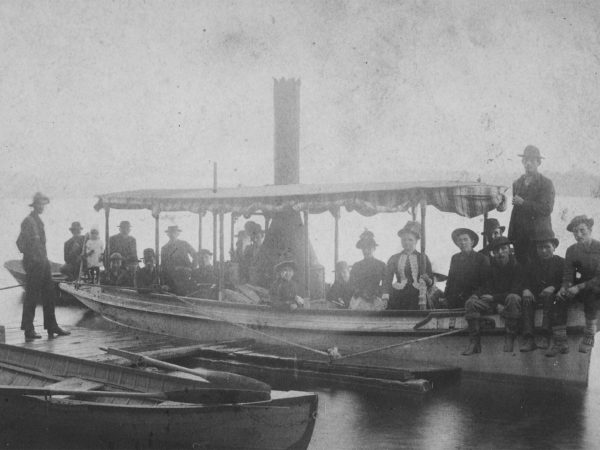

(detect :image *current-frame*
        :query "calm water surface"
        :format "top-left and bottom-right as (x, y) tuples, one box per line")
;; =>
(0, 196), (599, 449)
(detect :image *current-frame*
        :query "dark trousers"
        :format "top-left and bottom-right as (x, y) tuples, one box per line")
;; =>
(574, 290), (600, 321)
(537, 293), (568, 331)
(21, 259), (58, 331)
(513, 238), (537, 266)
(465, 294), (522, 335)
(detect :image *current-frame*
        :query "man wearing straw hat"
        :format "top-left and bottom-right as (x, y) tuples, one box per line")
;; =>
(59, 221), (85, 280)
(17, 192), (70, 341)
(508, 145), (555, 266)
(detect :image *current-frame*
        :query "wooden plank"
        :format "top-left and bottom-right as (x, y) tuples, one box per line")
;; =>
(45, 377), (104, 391)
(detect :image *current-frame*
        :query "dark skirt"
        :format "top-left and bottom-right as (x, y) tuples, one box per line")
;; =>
(388, 285), (420, 310)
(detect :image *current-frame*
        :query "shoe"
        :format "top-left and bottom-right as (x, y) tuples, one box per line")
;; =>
(579, 334), (595, 354)
(24, 330), (42, 341)
(462, 339), (481, 356)
(545, 341), (569, 357)
(520, 336), (537, 352)
(48, 327), (71, 339)
(503, 334), (515, 352)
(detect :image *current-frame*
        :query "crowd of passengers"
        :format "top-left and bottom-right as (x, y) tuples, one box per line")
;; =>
(57, 145), (600, 358)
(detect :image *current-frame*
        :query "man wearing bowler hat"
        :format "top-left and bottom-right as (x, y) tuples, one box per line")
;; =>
(160, 225), (198, 294)
(109, 220), (138, 275)
(60, 221), (85, 280)
(508, 145), (555, 266)
(480, 218), (506, 257)
(17, 192), (70, 341)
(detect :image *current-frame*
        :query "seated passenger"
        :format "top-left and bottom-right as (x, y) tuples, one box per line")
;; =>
(444, 228), (490, 309)
(522, 231), (565, 355)
(326, 261), (353, 308)
(232, 230), (251, 263)
(464, 236), (523, 355)
(269, 260), (304, 311)
(480, 218), (506, 257)
(100, 253), (132, 287)
(135, 248), (160, 294)
(348, 230), (387, 311)
(160, 225), (198, 295)
(383, 221), (433, 310)
(59, 221), (85, 280)
(195, 249), (217, 284)
(557, 215), (600, 354)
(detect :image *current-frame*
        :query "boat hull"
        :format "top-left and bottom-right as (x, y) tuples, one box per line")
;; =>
(61, 284), (593, 388)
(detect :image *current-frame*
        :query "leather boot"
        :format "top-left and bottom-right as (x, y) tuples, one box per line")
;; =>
(579, 333), (595, 354)
(546, 337), (569, 357)
(520, 335), (537, 352)
(504, 319), (517, 352)
(48, 326), (71, 339)
(462, 319), (481, 356)
(537, 334), (550, 350)
(24, 330), (42, 342)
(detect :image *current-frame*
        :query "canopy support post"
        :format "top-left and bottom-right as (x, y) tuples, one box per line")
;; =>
(218, 212), (225, 300)
(411, 205), (417, 221)
(104, 207), (110, 269)
(212, 212), (217, 267)
(482, 212), (489, 249)
(303, 209), (310, 299)
(198, 213), (203, 253)
(230, 213), (236, 259)
(420, 197), (427, 269)
(154, 213), (160, 268)
(334, 207), (340, 267)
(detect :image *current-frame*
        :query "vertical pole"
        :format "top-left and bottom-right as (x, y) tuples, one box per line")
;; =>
(334, 208), (340, 267)
(420, 197), (427, 267)
(230, 213), (236, 259)
(198, 213), (203, 253)
(213, 162), (218, 193)
(154, 214), (160, 268)
(212, 212), (218, 267)
(104, 207), (110, 268)
(303, 209), (310, 299)
(411, 205), (417, 221)
(482, 212), (489, 249)
(265, 216), (271, 230)
(219, 212), (225, 300)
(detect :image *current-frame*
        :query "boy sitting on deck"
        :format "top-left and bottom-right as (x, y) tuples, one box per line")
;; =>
(269, 260), (305, 311)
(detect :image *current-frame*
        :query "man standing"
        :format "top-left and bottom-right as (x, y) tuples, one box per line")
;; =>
(59, 221), (85, 280)
(109, 221), (138, 274)
(160, 225), (198, 294)
(18, 193), (70, 341)
(508, 145), (555, 266)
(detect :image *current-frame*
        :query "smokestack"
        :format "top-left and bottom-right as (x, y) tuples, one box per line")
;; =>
(273, 78), (300, 185)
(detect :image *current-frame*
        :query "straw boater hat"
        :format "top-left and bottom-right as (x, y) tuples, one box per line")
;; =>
(531, 230), (559, 248)
(517, 145), (544, 160)
(356, 229), (378, 249)
(481, 218), (505, 237)
(117, 221), (131, 229)
(487, 236), (512, 252)
(165, 225), (182, 233)
(29, 192), (50, 207)
(397, 221), (421, 240)
(451, 228), (479, 248)
(567, 215), (594, 232)
(69, 221), (83, 232)
(274, 259), (297, 272)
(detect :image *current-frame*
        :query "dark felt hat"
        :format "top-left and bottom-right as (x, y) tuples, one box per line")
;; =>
(118, 221), (131, 229)
(567, 215), (594, 232)
(109, 252), (123, 261)
(29, 192), (50, 207)
(397, 221), (421, 239)
(451, 228), (479, 248)
(69, 221), (83, 231)
(517, 145), (544, 160)
(531, 230), (559, 248)
(481, 218), (505, 236)
(274, 259), (297, 272)
(487, 236), (512, 252)
(356, 229), (378, 249)
(165, 225), (182, 233)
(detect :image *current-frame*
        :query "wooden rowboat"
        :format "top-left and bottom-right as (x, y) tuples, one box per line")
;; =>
(3, 259), (80, 306)
(0, 342), (318, 449)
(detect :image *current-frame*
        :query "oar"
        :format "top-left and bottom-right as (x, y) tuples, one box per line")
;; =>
(100, 347), (271, 394)
(0, 385), (269, 404)
(0, 284), (23, 291)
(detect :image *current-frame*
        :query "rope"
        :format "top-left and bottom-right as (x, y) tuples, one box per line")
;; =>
(0, 284), (23, 291)
(332, 328), (465, 362)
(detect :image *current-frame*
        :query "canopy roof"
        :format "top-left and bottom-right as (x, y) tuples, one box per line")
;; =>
(94, 180), (507, 218)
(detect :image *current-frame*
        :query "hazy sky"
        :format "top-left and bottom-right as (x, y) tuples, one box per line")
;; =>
(1, 0), (599, 197)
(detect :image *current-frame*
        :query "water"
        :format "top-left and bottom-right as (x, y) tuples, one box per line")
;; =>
(1, 195), (600, 449)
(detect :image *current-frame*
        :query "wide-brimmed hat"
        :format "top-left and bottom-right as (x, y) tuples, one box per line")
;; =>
(333, 261), (349, 273)
(356, 229), (378, 249)
(432, 272), (448, 282)
(109, 252), (123, 261)
(451, 228), (479, 248)
(117, 221), (131, 229)
(487, 236), (512, 252)
(29, 192), (50, 207)
(567, 215), (594, 232)
(274, 259), (296, 272)
(481, 218), (505, 237)
(142, 248), (155, 259)
(165, 225), (182, 234)
(517, 145), (544, 160)
(69, 221), (83, 231)
(531, 230), (559, 248)
(397, 221), (421, 240)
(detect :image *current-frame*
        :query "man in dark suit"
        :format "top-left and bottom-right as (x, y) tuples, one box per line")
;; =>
(59, 221), (85, 280)
(109, 221), (138, 275)
(508, 145), (555, 266)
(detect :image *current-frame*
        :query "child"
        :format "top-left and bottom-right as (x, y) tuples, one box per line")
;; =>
(269, 260), (304, 311)
(85, 226), (104, 283)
